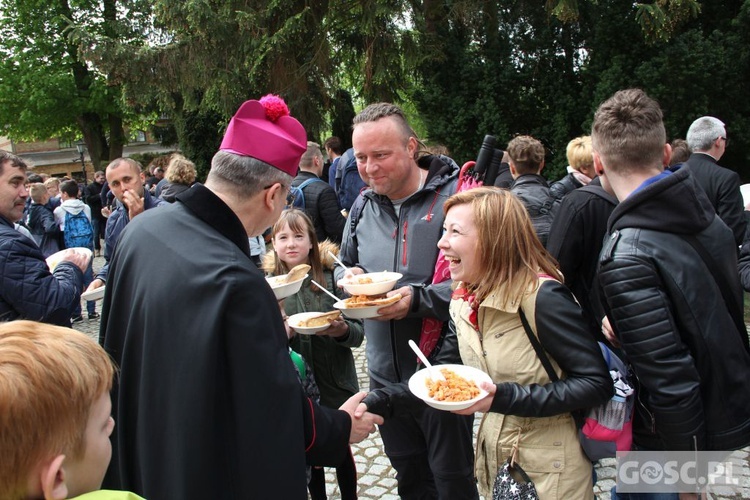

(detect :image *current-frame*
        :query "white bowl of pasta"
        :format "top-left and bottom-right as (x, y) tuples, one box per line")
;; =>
(408, 364), (493, 411)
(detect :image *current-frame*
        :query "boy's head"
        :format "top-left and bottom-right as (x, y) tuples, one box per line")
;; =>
(591, 88), (667, 175)
(669, 138), (691, 167)
(29, 183), (50, 205)
(506, 135), (545, 178)
(44, 178), (60, 197)
(0, 321), (116, 500)
(565, 136), (594, 178)
(59, 180), (80, 200)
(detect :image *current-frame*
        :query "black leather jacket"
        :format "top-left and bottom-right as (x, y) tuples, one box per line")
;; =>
(599, 165), (750, 451)
(510, 174), (554, 246)
(549, 172), (583, 214)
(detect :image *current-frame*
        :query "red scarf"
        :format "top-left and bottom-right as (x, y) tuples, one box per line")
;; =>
(452, 285), (479, 331)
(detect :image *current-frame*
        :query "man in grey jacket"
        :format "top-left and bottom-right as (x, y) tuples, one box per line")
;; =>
(336, 103), (478, 500)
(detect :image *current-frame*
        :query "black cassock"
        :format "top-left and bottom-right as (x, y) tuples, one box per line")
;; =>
(100, 184), (350, 499)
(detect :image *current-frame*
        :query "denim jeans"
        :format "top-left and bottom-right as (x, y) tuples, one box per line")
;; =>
(72, 259), (95, 317)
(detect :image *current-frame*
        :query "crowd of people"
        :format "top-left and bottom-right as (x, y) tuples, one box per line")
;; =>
(1, 87), (750, 500)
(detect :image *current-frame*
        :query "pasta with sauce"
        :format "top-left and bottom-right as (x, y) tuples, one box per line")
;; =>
(425, 368), (480, 402)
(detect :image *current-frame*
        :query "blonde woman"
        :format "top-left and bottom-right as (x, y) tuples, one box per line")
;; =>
(158, 154), (197, 202)
(438, 187), (611, 499)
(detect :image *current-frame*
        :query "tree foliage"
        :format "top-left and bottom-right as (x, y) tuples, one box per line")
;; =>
(6, 0), (749, 183)
(0, 0), (143, 167)
(79, 0), (349, 176)
(404, 0), (749, 181)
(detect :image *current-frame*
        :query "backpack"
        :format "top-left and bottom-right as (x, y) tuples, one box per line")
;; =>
(519, 307), (634, 460)
(336, 148), (367, 211)
(579, 343), (634, 460)
(63, 211), (94, 250)
(288, 178), (324, 210)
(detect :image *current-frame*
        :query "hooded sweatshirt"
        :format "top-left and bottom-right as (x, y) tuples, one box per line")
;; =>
(53, 199), (92, 231)
(598, 164), (750, 451)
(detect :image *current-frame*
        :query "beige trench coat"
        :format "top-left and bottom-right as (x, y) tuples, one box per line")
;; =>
(450, 278), (594, 499)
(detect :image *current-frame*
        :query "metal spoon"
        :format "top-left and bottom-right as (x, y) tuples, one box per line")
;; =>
(408, 339), (445, 381)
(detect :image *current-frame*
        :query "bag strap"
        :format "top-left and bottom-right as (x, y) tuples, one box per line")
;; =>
(297, 177), (323, 191)
(506, 456), (536, 484)
(518, 308), (559, 383)
(348, 194), (369, 242)
(519, 307), (586, 428)
(679, 234), (746, 341)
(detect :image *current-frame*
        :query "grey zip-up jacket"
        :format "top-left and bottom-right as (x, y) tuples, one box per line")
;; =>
(335, 154), (458, 385)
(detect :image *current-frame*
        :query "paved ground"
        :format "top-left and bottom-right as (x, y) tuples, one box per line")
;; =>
(75, 256), (749, 499)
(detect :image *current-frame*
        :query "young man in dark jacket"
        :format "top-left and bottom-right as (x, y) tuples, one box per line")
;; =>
(84, 170), (106, 255)
(26, 182), (62, 257)
(593, 90), (750, 494)
(507, 135), (554, 246)
(335, 147), (368, 213)
(292, 141), (346, 244)
(546, 177), (616, 338)
(85, 158), (166, 294)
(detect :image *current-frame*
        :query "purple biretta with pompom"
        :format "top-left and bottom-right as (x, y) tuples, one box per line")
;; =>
(219, 94), (307, 176)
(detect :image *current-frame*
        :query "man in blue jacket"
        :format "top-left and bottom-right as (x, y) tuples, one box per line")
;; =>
(0, 150), (88, 326)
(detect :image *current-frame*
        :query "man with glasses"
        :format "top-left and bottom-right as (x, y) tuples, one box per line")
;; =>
(98, 95), (381, 500)
(686, 116), (745, 246)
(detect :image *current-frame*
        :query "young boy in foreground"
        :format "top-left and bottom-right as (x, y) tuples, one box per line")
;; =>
(0, 320), (143, 500)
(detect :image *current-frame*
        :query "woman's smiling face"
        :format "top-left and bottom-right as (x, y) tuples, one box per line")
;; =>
(437, 203), (481, 285)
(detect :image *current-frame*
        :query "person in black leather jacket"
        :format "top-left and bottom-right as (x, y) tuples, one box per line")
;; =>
(507, 135), (554, 246)
(593, 89), (750, 457)
(549, 135), (596, 215)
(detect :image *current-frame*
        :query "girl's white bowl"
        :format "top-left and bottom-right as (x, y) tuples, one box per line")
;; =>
(266, 274), (307, 300)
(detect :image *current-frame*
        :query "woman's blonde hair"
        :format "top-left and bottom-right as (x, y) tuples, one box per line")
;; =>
(566, 136), (593, 173)
(165, 154), (197, 185)
(443, 187), (561, 305)
(271, 209), (327, 292)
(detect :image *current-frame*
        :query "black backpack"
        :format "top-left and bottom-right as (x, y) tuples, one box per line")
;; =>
(287, 178), (325, 209)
